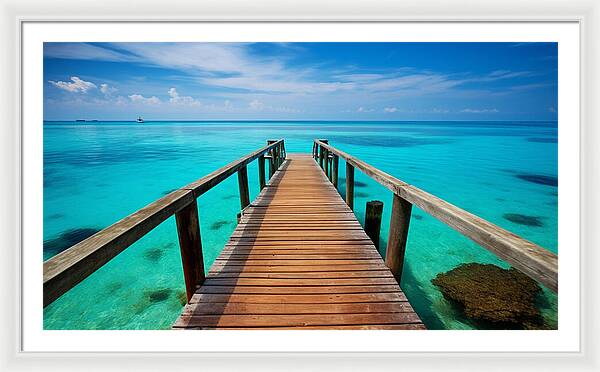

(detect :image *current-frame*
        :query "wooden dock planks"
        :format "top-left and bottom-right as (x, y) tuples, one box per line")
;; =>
(173, 154), (425, 330)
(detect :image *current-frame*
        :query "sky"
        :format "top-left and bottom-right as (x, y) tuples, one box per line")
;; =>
(43, 42), (558, 121)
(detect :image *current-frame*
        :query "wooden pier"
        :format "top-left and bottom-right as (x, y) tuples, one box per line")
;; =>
(43, 139), (558, 330)
(173, 154), (424, 329)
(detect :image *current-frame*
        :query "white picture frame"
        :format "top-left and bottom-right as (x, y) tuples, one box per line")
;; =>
(2, 0), (599, 370)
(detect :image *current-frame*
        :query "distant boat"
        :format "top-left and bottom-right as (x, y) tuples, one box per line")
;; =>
(75, 119), (85, 122)
(136, 116), (144, 123)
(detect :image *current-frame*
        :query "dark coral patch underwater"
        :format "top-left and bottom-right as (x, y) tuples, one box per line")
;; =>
(210, 220), (232, 230)
(503, 213), (544, 227)
(44, 227), (102, 258)
(516, 174), (558, 187)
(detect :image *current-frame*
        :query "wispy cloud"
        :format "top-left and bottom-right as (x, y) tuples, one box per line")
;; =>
(128, 94), (161, 105)
(100, 83), (117, 95)
(48, 76), (97, 93)
(168, 87), (200, 106)
(460, 108), (499, 113)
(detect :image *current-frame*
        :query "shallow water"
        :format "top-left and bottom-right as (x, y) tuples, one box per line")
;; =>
(43, 121), (558, 330)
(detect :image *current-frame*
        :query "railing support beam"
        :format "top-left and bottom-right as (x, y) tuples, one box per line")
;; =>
(175, 199), (205, 303)
(385, 194), (412, 284)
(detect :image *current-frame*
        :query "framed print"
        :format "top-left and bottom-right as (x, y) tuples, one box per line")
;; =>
(1, 0), (599, 371)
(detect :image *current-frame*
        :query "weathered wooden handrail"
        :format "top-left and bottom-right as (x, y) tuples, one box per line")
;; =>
(314, 139), (558, 292)
(43, 139), (286, 307)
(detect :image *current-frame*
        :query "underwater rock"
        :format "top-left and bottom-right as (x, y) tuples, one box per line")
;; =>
(413, 214), (423, 220)
(432, 263), (544, 328)
(143, 247), (165, 262)
(44, 227), (102, 256)
(46, 213), (65, 220)
(162, 188), (178, 195)
(503, 213), (543, 227)
(105, 281), (123, 294)
(355, 192), (369, 198)
(210, 220), (231, 230)
(354, 181), (368, 188)
(146, 288), (172, 303)
(516, 174), (558, 187)
(221, 194), (238, 200)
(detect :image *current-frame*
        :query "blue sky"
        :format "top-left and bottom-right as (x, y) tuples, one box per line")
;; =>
(43, 42), (557, 121)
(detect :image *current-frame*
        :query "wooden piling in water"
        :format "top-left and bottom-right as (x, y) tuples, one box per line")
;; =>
(175, 199), (205, 302)
(346, 163), (354, 210)
(258, 155), (266, 190)
(365, 200), (384, 250)
(332, 155), (339, 188)
(237, 165), (250, 210)
(385, 194), (412, 283)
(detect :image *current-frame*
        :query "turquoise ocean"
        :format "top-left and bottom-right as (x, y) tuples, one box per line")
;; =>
(43, 121), (558, 330)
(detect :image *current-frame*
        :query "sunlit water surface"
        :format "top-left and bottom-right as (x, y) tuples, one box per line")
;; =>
(43, 121), (558, 330)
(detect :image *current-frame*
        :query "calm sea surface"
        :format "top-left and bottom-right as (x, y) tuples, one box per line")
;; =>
(43, 121), (558, 330)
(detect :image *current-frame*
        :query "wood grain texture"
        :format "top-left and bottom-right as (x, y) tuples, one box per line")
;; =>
(174, 154), (424, 330)
(314, 140), (558, 292)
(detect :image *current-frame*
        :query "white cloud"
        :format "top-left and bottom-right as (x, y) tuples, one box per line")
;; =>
(100, 83), (117, 95)
(168, 87), (200, 106)
(48, 76), (96, 93)
(384, 107), (398, 113)
(128, 94), (161, 105)
(357, 107), (374, 113)
(247, 99), (299, 113)
(432, 108), (450, 113)
(249, 99), (265, 110)
(460, 108), (499, 113)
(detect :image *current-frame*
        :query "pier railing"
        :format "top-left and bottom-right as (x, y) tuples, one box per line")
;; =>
(43, 139), (286, 307)
(313, 139), (558, 292)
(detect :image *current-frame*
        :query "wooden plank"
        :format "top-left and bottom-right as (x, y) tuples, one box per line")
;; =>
(174, 313), (423, 328)
(195, 286), (406, 296)
(190, 292), (407, 303)
(181, 302), (415, 316)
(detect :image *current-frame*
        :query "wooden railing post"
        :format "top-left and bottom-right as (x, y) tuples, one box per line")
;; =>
(385, 194), (412, 283)
(318, 144), (324, 168)
(332, 155), (339, 188)
(323, 148), (329, 178)
(318, 139), (328, 169)
(258, 155), (266, 190)
(365, 200), (383, 250)
(345, 163), (354, 210)
(238, 165), (250, 210)
(175, 199), (205, 302)
(267, 140), (276, 178)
